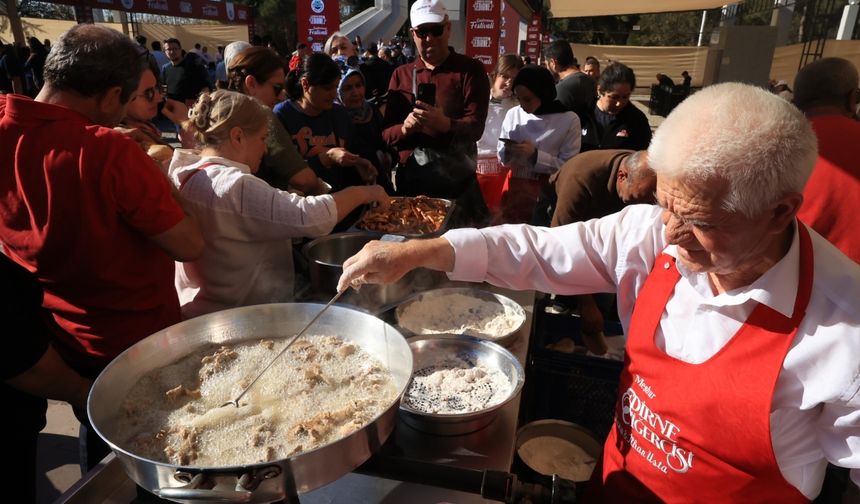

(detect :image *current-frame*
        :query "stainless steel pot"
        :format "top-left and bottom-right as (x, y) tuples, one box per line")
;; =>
(399, 334), (525, 436)
(87, 303), (412, 503)
(302, 232), (443, 313)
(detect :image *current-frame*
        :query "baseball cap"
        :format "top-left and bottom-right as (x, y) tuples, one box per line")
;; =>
(411, 0), (448, 28)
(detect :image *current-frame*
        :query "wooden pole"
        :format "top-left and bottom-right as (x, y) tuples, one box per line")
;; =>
(6, 0), (26, 47)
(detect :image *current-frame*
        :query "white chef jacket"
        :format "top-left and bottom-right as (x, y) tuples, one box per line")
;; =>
(443, 204), (860, 499)
(168, 150), (337, 319)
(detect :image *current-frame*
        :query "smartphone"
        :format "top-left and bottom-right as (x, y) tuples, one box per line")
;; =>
(499, 138), (516, 144)
(416, 82), (436, 106)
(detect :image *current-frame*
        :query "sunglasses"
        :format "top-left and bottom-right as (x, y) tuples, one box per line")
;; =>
(413, 23), (446, 38)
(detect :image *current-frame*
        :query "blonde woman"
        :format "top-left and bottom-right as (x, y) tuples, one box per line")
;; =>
(169, 90), (388, 318)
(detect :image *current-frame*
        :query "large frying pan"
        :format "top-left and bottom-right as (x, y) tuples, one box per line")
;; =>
(87, 303), (412, 503)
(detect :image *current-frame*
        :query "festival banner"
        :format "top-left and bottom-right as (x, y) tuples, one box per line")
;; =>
(525, 14), (541, 62)
(296, 0), (341, 53)
(498, 1), (521, 57)
(465, 0), (499, 73)
(61, 0), (251, 24)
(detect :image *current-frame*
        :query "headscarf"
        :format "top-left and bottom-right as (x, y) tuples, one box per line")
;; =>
(512, 64), (568, 116)
(337, 67), (374, 124)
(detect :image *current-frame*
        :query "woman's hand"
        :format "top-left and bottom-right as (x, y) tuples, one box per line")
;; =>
(506, 141), (537, 162)
(324, 147), (360, 167)
(355, 158), (378, 184)
(162, 98), (189, 125)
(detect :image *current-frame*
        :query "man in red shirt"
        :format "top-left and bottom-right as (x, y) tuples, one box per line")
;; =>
(383, 0), (491, 225)
(794, 57), (860, 264)
(0, 24), (203, 470)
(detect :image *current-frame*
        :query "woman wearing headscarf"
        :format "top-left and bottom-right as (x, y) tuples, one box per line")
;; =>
(337, 67), (395, 193)
(498, 64), (581, 224)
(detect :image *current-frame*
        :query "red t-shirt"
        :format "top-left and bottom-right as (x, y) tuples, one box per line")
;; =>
(0, 94), (185, 374)
(797, 114), (860, 264)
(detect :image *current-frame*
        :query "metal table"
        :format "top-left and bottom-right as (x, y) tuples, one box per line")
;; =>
(56, 286), (536, 504)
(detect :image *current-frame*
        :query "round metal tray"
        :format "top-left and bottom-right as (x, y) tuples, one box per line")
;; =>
(399, 334), (525, 436)
(395, 287), (526, 347)
(515, 420), (603, 482)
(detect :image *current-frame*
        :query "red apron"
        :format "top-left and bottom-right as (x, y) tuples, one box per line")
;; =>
(585, 224), (813, 503)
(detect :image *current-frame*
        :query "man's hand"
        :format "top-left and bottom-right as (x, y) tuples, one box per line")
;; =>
(412, 100), (451, 134)
(401, 112), (422, 136)
(162, 98), (189, 125)
(337, 237), (455, 292)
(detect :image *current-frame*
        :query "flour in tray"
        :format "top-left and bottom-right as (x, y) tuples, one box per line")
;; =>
(403, 353), (512, 414)
(398, 292), (524, 340)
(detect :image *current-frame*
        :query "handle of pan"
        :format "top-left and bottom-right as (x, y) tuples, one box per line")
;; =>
(154, 487), (254, 502)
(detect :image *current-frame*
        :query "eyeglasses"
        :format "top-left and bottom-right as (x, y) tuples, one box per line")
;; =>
(413, 23), (446, 39)
(136, 86), (160, 102)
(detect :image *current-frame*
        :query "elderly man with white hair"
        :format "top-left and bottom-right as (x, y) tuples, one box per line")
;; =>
(337, 82), (860, 501)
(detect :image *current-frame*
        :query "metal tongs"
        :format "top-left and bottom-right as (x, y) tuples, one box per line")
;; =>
(220, 289), (348, 409)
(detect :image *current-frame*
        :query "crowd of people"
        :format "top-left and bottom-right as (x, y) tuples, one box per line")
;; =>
(3, 0), (860, 499)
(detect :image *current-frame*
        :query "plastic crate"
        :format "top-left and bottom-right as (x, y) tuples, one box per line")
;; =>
(519, 297), (625, 441)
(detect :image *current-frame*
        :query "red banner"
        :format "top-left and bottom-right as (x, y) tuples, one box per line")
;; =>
(465, 0), (499, 73)
(59, 0), (251, 24)
(525, 14), (541, 61)
(296, 0), (341, 53)
(498, 1), (520, 57)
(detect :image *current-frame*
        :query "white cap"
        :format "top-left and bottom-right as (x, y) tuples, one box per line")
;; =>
(224, 41), (252, 70)
(410, 0), (448, 28)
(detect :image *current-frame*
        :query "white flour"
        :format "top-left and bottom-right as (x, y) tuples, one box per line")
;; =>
(403, 354), (512, 414)
(517, 436), (597, 481)
(398, 292), (524, 340)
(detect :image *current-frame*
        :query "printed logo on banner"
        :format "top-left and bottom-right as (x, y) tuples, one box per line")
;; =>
(472, 0), (493, 11)
(121, 0), (134, 8)
(226, 2), (235, 20)
(471, 37), (492, 48)
(526, 40), (538, 47)
(180, 1), (192, 14)
(311, 42), (323, 52)
(147, 0), (168, 11)
(202, 4), (219, 16)
(310, 15), (326, 25)
(531, 18), (539, 25)
(469, 19), (495, 30)
(527, 32), (538, 40)
(311, 0), (325, 14)
(475, 55), (493, 65)
(309, 27), (329, 36)
(238, 9), (247, 20)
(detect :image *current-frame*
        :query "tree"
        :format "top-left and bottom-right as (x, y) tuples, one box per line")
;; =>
(628, 9), (722, 46)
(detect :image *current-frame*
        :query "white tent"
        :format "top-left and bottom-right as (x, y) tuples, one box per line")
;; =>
(548, 0), (735, 18)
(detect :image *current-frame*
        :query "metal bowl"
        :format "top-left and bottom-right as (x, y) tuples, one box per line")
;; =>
(395, 287), (527, 347)
(399, 334), (525, 436)
(302, 232), (444, 313)
(515, 420), (603, 483)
